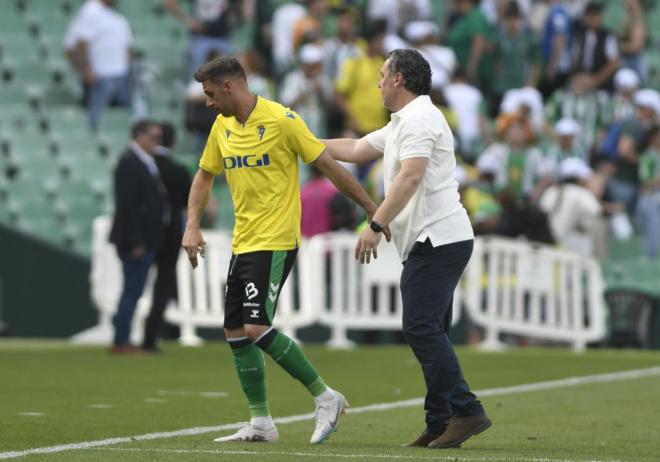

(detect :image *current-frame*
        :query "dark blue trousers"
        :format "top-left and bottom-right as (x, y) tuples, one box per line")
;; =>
(401, 239), (484, 433)
(114, 250), (156, 346)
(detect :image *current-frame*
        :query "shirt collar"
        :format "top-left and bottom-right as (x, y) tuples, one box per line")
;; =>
(130, 142), (160, 177)
(391, 95), (431, 121)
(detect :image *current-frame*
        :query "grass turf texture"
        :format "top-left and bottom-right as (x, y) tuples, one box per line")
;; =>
(1, 341), (659, 461)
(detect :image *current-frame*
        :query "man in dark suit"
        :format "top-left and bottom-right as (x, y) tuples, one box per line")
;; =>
(141, 122), (192, 352)
(110, 120), (169, 353)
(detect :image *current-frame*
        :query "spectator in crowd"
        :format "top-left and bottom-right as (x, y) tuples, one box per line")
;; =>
(545, 118), (586, 174)
(238, 49), (275, 101)
(447, 0), (493, 91)
(271, 1), (307, 75)
(142, 123), (192, 353)
(611, 68), (640, 122)
(300, 166), (338, 238)
(405, 20), (457, 90)
(335, 20), (388, 138)
(366, 0), (432, 36)
(491, 1), (540, 115)
(444, 67), (489, 163)
(571, 1), (620, 92)
(463, 154), (503, 234)
(165, 0), (240, 78)
(64, 0), (133, 130)
(293, 0), (330, 51)
(618, 0), (648, 82)
(323, 7), (364, 81)
(280, 44), (333, 139)
(636, 125), (660, 259)
(498, 87), (545, 141)
(539, 0), (574, 98)
(539, 157), (606, 257)
(545, 71), (611, 158)
(109, 120), (169, 353)
(480, 117), (552, 202)
(604, 89), (660, 214)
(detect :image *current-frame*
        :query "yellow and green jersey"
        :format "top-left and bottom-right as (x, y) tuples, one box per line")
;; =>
(199, 96), (325, 254)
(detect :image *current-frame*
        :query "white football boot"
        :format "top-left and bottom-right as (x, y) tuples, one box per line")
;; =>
(214, 424), (279, 443)
(310, 390), (348, 444)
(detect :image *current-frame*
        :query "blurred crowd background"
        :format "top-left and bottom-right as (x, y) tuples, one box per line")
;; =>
(1, 0), (660, 295)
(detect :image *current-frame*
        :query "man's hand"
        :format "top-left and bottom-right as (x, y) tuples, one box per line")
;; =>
(355, 227), (383, 264)
(182, 226), (206, 269)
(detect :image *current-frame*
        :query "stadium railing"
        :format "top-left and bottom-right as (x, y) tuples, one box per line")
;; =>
(75, 216), (607, 350)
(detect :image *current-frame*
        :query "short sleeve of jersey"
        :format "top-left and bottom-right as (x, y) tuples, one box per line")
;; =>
(365, 125), (388, 153)
(199, 119), (224, 175)
(398, 117), (437, 161)
(280, 109), (325, 164)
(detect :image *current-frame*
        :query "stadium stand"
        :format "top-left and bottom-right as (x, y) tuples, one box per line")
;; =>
(1, 0), (660, 328)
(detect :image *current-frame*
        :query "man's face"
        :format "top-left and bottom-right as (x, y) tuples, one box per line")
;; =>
(202, 79), (233, 116)
(138, 125), (162, 154)
(378, 58), (395, 111)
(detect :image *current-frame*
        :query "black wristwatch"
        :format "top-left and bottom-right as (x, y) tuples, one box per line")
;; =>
(369, 220), (384, 233)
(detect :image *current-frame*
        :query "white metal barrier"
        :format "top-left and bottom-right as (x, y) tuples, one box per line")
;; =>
(464, 236), (607, 351)
(80, 217), (607, 351)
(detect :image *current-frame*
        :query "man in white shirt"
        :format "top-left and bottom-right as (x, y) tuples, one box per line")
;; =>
(64, 0), (133, 130)
(323, 49), (490, 449)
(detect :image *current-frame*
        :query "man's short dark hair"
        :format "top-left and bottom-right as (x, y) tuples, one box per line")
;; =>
(131, 119), (158, 139)
(386, 49), (432, 96)
(159, 121), (176, 149)
(194, 56), (247, 84)
(584, 1), (603, 14)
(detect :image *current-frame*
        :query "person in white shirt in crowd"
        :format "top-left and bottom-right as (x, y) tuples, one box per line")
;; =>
(499, 87), (545, 136)
(323, 48), (491, 450)
(545, 118), (586, 175)
(611, 68), (640, 122)
(64, 0), (133, 130)
(404, 20), (456, 90)
(270, 1), (307, 76)
(165, 0), (239, 78)
(280, 44), (333, 140)
(539, 157), (607, 258)
(444, 67), (489, 163)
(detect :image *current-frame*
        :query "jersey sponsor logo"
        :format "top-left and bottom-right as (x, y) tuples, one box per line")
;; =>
(250, 309), (260, 319)
(257, 124), (266, 141)
(223, 154), (270, 170)
(245, 282), (258, 300)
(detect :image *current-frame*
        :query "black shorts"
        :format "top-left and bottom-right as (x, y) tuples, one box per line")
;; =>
(224, 249), (298, 328)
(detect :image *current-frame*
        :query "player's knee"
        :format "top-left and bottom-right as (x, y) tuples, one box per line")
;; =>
(243, 324), (270, 341)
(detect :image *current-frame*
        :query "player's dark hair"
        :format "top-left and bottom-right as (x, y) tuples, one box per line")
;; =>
(194, 56), (247, 84)
(386, 49), (432, 96)
(131, 119), (158, 139)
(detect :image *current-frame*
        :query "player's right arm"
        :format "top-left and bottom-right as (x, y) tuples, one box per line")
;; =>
(183, 120), (223, 268)
(182, 169), (215, 269)
(322, 136), (383, 163)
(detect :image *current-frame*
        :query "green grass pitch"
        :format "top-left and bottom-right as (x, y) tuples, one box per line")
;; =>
(1, 341), (660, 461)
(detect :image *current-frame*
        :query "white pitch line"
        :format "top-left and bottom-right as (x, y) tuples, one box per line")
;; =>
(90, 447), (624, 462)
(1, 366), (659, 460)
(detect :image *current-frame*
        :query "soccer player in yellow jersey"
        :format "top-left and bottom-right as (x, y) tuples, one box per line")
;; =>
(182, 56), (389, 444)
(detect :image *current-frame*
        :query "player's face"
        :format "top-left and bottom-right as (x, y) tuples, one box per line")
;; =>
(202, 80), (233, 116)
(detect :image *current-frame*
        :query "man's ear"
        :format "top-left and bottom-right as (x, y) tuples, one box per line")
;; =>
(394, 73), (404, 88)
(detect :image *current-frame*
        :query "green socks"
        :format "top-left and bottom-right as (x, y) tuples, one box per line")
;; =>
(256, 329), (328, 397)
(228, 339), (270, 418)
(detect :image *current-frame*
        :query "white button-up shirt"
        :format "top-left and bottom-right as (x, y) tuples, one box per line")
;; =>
(366, 95), (473, 261)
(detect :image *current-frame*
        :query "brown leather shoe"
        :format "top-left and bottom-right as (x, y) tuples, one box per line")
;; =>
(427, 414), (491, 449)
(402, 429), (443, 447)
